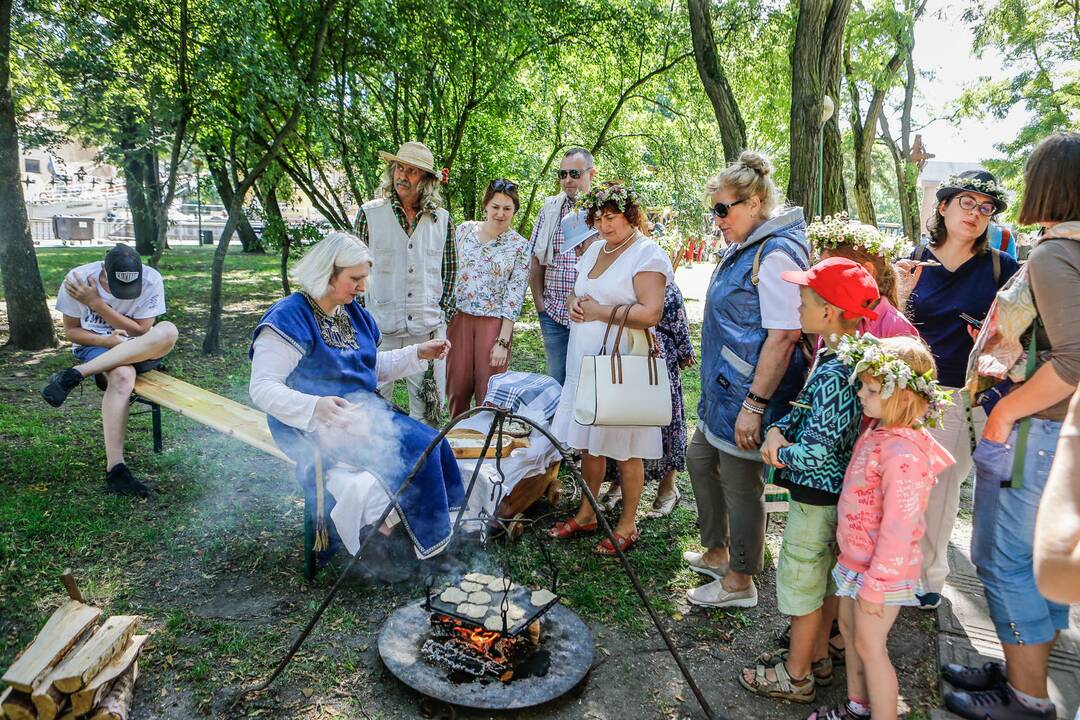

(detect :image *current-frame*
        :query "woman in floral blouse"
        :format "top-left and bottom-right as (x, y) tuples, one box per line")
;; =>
(446, 179), (531, 417)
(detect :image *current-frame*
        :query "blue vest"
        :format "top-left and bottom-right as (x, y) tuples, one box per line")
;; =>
(698, 208), (810, 451)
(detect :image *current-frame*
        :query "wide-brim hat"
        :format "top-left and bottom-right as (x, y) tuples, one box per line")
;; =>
(936, 169), (1008, 214)
(378, 141), (437, 175)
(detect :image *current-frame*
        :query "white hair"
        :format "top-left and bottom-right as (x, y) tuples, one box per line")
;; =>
(290, 231), (371, 299)
(376, 162), (444, 209)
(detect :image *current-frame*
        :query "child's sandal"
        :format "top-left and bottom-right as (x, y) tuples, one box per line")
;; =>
(738, 657), (816, 704)
(760, 648), (834, 687)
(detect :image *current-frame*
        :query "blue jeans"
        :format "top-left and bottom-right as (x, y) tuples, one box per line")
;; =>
(971, 418), (1069, 646)
(538, 310), (570, 387)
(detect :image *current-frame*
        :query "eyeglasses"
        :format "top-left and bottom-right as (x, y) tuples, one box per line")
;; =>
(489, 179), (517, 193)
(711, 199), (746, 218)
(954, 195), (996, 217)
(557, 168), (592, 180)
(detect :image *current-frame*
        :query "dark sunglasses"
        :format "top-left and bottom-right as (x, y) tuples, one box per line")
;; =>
(556, 168), (591, 180)
(489, 178), (517, 193)
(711, 198), (746, 218)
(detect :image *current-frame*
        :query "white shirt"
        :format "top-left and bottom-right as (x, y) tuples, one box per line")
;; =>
(55, 261), (166, 336)
(756, 252), (803, 330)
(249, 330), (427, 432)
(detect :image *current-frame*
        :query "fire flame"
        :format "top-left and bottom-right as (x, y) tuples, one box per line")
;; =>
(451, 624), (501, 655)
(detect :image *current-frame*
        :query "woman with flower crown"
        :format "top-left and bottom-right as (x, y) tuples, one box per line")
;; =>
(894, 169), (1020, 610)
(547, 181), (673, 556)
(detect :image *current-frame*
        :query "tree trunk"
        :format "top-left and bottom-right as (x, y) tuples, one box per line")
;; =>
(788, 0), (852, 214)
(122, 147), (162, 257)
(0, 0), (55, 350)
(822, 30), (847, 216)
(687, 0), (747, 162)
(263, 183), (290, 295)
(206, 153), (262, 253)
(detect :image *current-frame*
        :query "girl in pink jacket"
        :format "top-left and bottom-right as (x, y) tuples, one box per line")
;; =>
(807, 335), (955, 720)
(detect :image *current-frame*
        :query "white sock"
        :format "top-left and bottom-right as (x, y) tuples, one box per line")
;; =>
(1008, 683), (1054, 712)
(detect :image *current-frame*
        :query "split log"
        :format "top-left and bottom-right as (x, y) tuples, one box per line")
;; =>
(0, 687), (37, 720)
(2, 600), (102, 692)
(71, 635), (148, 716)
(89, 662), (137, 720)
(52, 615), (140, 693)
(31, 625), (101, 720)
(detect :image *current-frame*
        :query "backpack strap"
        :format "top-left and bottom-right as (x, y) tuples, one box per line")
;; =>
(750, 241), (769, 286)
(990, 246), (1001, 286)
(1007, 316), (1041, 489)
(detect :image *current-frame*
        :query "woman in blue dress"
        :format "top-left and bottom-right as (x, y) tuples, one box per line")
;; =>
(248, 232), (464, 561)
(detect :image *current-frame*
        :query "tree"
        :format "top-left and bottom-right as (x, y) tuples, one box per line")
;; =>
(877, 53), (924, 241)
(687, 0), (747, 161)
(0, 0), (56, 350)
(788, 0), (852, 217)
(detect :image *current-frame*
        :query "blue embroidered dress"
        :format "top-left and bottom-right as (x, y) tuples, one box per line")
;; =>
(250, 293), (464, 558)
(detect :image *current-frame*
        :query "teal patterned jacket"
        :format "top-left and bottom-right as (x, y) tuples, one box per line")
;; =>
(770, 354), (863, 495)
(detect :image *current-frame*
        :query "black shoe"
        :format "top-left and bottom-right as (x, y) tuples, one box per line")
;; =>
(917, 591), (943, 610)
(944, 685), (1056, 719)
(41, 368), (84, 407)
(942, 661), (1007, 691)
(106, 463), (150, 498)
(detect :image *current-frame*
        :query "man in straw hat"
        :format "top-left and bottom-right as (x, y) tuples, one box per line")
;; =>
(354, 141), (455, 423)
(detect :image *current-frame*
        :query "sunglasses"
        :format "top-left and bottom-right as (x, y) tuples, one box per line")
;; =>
(954, 194), (996, 217)
(556, 168), (591, 180)
(489, 178), (517, 193)
(711, 198), (746, 218)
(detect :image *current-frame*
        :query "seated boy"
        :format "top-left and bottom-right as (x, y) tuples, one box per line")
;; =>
(41, 244), (178, 497)
(738, 257), (879, 705)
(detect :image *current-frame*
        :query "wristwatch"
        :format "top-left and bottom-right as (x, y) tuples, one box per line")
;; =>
(496, 337), (510, 349)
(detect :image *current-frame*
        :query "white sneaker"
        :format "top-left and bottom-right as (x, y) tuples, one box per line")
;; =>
(687, 578), (758, 608)
(682, 551), (729, 580)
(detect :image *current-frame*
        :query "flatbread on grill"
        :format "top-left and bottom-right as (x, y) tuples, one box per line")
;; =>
(458, 602), (486, 619)
(459, 580), (482, 593)
(440, 587), (468, 604)
(484, 614), (507, 632)
(487, 577), (512, 593)
(467, 591), (492, 605)
(530, 589), (557, 607)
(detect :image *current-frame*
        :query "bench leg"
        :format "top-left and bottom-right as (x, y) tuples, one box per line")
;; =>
(151, 403), (163, 453)
(303, 495), (316, 581)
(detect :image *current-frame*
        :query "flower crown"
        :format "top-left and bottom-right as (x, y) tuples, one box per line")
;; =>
(577, 182), (640, 214)
(835, 334), (953, 429)
(938, 174), (1007, 206)
(807, 212), (913, 262)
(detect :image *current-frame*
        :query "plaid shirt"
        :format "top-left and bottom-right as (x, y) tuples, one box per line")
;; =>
(354, 194), (457, 322)
(529, 195), (578, 327)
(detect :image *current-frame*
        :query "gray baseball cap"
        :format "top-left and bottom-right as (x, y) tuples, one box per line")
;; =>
(103, 244), (143, 299)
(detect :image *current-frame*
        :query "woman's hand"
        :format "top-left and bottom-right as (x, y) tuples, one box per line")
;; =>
(734, 407), (764, 451)
(856, 596), (884, 618)
(760, 426), (791, 468)
(418, 339), (451, 361)
(313, 396), (352, 428)
(893, 260), (924, 308)
(983, 401), (1017, 444)
(489, 342), (509, 368)
(577, 296), (604, 323)
(567, 294), (586, 323)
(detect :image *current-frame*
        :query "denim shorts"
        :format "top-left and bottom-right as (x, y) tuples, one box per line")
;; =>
(777, 501), (838, 617)
(971, 418), (1069, 646)
(72, 344), (162, 390)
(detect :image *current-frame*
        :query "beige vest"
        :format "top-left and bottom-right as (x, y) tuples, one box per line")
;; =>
(362, 198), (449, 336)
(532, 193), (567, 266)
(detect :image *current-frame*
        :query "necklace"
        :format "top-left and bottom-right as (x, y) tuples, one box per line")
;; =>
(602, 231), (637, 255)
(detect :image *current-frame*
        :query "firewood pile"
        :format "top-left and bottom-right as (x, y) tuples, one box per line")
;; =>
(1, 574), (147, 720)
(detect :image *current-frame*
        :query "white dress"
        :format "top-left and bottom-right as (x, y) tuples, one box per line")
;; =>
(550, 234), (674, 461)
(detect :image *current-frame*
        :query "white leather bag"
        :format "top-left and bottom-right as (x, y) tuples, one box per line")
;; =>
(574, 305), (673, 427)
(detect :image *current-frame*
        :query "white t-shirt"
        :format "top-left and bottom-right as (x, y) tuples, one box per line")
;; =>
(756, 252), (803, 330)
(55, 261), (166, 337)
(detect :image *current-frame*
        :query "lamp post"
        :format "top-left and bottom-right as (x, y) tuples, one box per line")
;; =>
(817, 95), (835, 220)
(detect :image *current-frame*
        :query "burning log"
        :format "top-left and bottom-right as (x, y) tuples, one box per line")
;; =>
(421, 638), (511, 679)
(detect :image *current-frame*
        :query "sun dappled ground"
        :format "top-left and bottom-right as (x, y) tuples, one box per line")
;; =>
(0, 247), (938, 719)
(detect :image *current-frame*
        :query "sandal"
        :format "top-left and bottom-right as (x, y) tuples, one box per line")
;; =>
(738, 656), (816, 704)
(593, 530), (640, 556)
(756, 649), (833, 687)
(774, 620), (845, 666)
(805, 705), (868, 720)
(548, 517), (598, 539)
(645, 488), (680, 518)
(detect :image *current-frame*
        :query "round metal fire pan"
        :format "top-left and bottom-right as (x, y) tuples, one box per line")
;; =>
(378, 599), (594, 710)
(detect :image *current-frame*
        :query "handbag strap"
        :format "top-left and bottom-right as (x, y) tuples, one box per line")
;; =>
(608, 304), (633, 385)
(1007, 316), (1041, 489)
(599, 305), (624, 356)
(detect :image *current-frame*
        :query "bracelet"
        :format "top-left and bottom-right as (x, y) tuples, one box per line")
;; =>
(496, 337), (510, 349)
(741, 400), (765, 416)
(746, 390), (771, 406)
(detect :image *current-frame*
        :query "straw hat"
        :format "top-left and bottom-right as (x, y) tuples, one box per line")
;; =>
(378, 141), (437, 175)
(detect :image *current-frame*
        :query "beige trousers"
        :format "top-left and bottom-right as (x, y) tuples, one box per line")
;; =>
(920, 391), (987, 593)
(376, 327), (447, 421)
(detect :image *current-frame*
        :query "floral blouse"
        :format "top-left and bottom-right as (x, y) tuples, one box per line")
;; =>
(454, 221), (531, 321)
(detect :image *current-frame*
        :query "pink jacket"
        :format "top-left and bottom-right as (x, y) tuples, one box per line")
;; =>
(836, 425), (955, 603)
(816, 297), (917, 355)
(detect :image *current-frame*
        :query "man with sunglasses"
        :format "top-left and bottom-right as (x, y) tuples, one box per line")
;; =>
(528, 147), (597, 385)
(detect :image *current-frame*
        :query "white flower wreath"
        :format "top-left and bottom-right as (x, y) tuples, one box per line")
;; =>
(807, 212), (913, 262)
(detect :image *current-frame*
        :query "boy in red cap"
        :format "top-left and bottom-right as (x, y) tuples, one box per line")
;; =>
(738, 257), (879, 707)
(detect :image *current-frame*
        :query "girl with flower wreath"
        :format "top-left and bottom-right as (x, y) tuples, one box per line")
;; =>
(806, 334), (955, 720)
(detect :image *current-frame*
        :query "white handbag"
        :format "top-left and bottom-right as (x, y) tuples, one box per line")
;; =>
(573, 305), (673, 427)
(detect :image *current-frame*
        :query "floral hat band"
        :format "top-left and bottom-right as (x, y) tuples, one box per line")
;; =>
(936, 170), (1008, 213)
(835, 334), (954, 429)
(807, 212), (913, 262)
(577, 182), (640, 213)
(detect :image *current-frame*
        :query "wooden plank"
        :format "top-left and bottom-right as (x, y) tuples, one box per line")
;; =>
(448, 436), (529, 459)
(31, 625), (98, 720)
(70, 635), (148, 716)
(2, 600), (102, 693)
(0, 688), (36, 720)
(88, 661), (137, 720)
(52, 616), (139, 693)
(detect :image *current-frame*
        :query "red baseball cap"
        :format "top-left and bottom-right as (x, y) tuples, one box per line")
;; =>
(781, 257), (880, 320)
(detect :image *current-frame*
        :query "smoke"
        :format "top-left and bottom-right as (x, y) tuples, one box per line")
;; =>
(317, 390), (406, 484)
